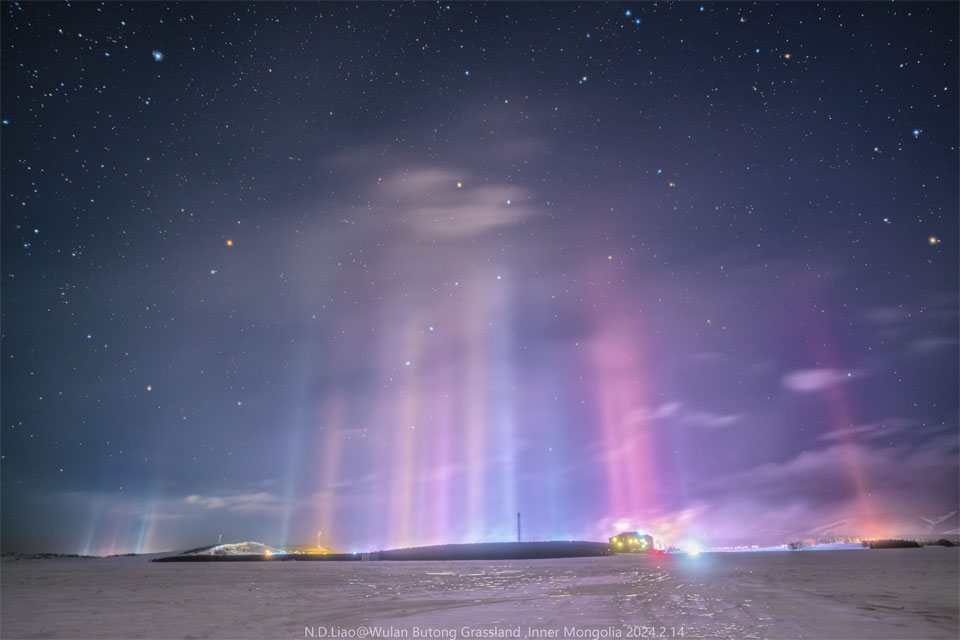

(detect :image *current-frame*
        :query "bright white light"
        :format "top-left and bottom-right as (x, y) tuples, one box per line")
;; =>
(685, 541), (703, 556)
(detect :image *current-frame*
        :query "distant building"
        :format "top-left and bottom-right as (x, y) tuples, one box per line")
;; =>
(610, 532), (654, 552)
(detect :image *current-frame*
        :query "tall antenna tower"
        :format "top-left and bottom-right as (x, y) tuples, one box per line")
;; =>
(517, 512), (522, 543)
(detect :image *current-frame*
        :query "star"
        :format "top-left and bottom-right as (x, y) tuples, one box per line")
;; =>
(912, 128), (921, 138)
(456, 181), (463, 188)
(929, 236), (940, 245)
(152, 50), (164, 62)
(225, 239), (234, 246)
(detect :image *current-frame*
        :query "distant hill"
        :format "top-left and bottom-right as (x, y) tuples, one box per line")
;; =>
(154, 540), (613, 562)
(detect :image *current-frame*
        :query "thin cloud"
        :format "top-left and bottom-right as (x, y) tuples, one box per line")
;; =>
(185, 491), (284, 514)
(624, 402), (741, 429)
(818, 418), (917, 443)
(865, 306), (909, 326)
(379, 169), (538, 239)
(782, 368), (860, 393)
(908, 336), (959, 354)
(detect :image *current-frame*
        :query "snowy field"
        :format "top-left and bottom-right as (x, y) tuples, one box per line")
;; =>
(2, 548), (957, 639)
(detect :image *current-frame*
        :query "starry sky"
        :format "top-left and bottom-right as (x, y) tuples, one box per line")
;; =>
(2, 2), (958, 555)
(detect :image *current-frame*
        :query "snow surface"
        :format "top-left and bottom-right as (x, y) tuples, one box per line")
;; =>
(1, 548), (957, 639)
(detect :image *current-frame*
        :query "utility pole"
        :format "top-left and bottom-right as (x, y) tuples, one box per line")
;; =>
(517, 512), (522, 543)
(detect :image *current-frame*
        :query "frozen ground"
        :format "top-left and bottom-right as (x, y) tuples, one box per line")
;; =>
(1, 548), (957, 639)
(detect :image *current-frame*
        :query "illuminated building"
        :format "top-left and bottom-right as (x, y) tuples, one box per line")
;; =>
(609, 531), (655, 553)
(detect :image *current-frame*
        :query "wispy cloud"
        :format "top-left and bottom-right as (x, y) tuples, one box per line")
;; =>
(624, 402), (742, 429)
(142, 512), (185, 521)
(377, 169), (537, 239)
(185, 491), (284, 514)
(681, 409), (743, 428)
(782, 368), (861, 393)
(817, 418), (917, 443)
(865, 306), (909, 326)
(908, 336), (959, 354)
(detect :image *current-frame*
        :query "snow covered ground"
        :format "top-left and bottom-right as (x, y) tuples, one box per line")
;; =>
(2, 548), (957, 639)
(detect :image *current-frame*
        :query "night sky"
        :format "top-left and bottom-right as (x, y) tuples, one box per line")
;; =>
(2, 2), (957, 555)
